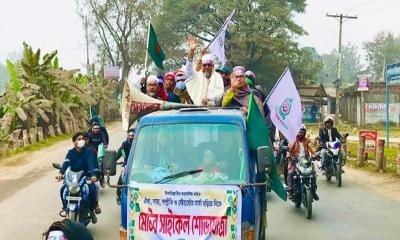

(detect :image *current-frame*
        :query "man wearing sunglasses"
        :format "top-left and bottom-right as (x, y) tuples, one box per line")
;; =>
(184, 35), (224, 106)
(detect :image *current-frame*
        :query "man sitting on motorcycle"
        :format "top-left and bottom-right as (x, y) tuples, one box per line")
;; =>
(56, 132), (99, 223)
(286, 126), (319, 201)
(319, 116), (343, 169)
(114, 128), (135, 205)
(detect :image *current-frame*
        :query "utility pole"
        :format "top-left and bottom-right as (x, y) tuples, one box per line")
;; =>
(84, 16), (93, 118)
(326, 13), (357, 123)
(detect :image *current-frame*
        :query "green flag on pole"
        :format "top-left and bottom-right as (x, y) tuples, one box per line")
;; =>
(246, 91), (287, 201)
(147, 24), (165, 70)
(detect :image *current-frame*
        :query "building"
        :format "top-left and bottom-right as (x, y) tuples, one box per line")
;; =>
(298, 84), (327, 123)
(340, 82), (400, 125)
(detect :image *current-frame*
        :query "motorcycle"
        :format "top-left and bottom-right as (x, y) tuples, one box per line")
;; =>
(52, 163), (100, 226)
(276, 139), (289, 185)
(322, 139), (345, 187)
(286, 157), (316, 219)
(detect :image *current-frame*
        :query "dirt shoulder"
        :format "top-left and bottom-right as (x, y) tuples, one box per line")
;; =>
(0, 122), (120, 181)
(343, 164), (400, 203)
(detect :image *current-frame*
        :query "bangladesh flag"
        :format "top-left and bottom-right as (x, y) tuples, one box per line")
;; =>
(148, 24), (165, 70)
(246, 91), (287, 201)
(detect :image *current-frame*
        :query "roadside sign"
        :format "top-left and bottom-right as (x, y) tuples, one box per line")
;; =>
(356, 75), (369, 91)
(359, 130), (377, 152)
(387, 63), (400, 84)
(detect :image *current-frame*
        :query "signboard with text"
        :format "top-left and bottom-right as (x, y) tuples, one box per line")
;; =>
(128, 184), (242, 239)
(359, 130), (378, 152)
(356, 75), (369, 91)
(386, 63), (400, 84)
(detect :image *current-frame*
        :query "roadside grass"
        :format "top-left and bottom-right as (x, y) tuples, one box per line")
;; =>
(346, 142), (398, 174)
(1, 134), (73, 161)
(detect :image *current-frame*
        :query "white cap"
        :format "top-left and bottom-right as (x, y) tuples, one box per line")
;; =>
(201, 54), (214, 65)
(146, 75), (159, 85)
(324, 116), (334, 123)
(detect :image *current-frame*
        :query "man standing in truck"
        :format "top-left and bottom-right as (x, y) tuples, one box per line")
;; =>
(184, 35), (224, 106)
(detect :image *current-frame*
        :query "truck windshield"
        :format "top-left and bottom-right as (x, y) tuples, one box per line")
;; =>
(129, 123), (247, 185)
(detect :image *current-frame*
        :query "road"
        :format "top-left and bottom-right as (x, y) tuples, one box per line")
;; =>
(0, 125), (400, 240)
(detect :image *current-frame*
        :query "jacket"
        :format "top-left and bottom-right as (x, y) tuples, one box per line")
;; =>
(115, 140), (132, 166)
(289, 138), (315, 159)
(318, 127), (342, 144)
(60, 147), (96, 176)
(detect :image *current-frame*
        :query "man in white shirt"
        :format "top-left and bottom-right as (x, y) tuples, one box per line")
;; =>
(184, 35), (224, 106)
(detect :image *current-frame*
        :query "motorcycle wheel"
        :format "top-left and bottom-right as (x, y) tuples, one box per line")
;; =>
(325, 174), (332, 181)
(305, 188), (313, 219)
(336, 164), (342, 187)
(295, 197), (301, 208)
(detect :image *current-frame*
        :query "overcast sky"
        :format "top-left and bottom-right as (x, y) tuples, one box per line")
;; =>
(1, 0), (400, 70)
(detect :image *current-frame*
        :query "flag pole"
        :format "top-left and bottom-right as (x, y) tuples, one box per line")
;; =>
(264, 67), (290, 105)
(144, 21), (151, 75)
(206, 9), (236, 49)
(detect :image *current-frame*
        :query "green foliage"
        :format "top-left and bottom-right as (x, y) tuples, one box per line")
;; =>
(318, 43), (363, 86)
(6, 60), (21, 92)
(363, 31), (400, 81)
(0, 43), (92, 139)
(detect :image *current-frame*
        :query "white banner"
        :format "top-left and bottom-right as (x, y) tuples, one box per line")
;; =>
(127, 184), (242, 239)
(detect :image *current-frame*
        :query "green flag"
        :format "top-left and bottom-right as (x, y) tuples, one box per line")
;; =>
(246, 91), (287, 201)
(147, 24), (165, 70)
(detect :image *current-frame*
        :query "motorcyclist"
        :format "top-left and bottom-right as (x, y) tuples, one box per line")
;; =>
(88, 123), (108, 151)
(88, 116), (109, 146)
(277, 132), (289, 185)
(318, 116), (343, 169)
(286, 126), (319, 201)
(56, 132), (99, 223)
(114, 128), (135, 205)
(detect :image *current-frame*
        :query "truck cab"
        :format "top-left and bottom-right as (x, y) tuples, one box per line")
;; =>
(116, 108), (271, 239)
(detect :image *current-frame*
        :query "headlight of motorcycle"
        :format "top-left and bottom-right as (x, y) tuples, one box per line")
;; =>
(68, 185), (80, 194)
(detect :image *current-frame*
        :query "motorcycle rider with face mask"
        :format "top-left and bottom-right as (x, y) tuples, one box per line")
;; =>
(286, 126), (319, 201)
(114, 128), (135, 205)
(56, 132), (99, 223)
(318, 116), (343, 169)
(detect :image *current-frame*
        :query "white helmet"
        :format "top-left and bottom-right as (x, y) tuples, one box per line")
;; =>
(323, 116), (334, 124)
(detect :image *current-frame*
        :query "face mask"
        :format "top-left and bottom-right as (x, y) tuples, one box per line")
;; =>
(77, 140), (85, 148)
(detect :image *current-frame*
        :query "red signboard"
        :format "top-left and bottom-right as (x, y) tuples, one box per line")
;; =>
(359, 130), (378, 152)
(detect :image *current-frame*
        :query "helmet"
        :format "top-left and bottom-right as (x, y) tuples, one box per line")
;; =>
(300, 124), (307, 132)
(323, 116), (334, 124)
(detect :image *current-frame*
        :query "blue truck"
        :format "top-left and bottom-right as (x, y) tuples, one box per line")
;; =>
(105, 108), (275, 239)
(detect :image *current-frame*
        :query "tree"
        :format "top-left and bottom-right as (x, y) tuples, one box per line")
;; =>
(153, 0), (319, 91)
(77, 0), (162, 82)
(318, 43), (363, 86)
(363, 31), (400, 81)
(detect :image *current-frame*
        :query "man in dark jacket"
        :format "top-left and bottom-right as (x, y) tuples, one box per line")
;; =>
(89, 116), (109, 145)
(56, 132), (98, 223)
(88, 123), (108, 151)
(319, 116), (343, 169)
(114, 128), (135, 205)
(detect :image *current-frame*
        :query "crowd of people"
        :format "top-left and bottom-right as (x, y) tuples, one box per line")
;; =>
(140, 36), (268, 120)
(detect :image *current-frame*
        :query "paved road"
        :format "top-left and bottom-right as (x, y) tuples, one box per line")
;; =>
(1, 126), (400, 240)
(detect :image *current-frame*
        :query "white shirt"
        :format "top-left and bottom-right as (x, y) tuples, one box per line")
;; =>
(298, 143), (306, 158)
(328, 129), (333, 142)
(184, 60), (224, 105)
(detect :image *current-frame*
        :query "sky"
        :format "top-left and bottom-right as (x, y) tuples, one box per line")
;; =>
(1, 0), (400, 71)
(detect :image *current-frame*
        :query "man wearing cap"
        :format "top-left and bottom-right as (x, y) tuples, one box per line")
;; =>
(146, 75), (168, 101)
(222, 67), (264, 115)
(184, 36), (224, 106)
(164, 72), (180, 103)
(216, 65), (232, 91)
